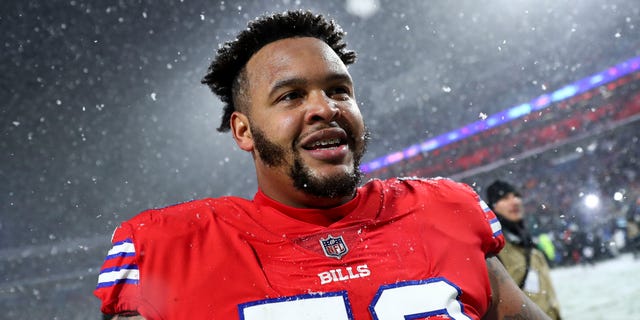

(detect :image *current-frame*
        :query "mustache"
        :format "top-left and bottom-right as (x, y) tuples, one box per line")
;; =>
(293, 121), (370, 150)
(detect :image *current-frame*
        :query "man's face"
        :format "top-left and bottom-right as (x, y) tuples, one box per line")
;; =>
(236, 37), (368, 206)
(492, 193), (524, 222)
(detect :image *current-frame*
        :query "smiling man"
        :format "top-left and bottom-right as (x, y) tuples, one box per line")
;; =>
(234, 36), (368, 208)
(95, 11), (551, 320)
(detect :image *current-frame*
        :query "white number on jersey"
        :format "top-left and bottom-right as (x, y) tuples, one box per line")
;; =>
(239, 277), (471, 320)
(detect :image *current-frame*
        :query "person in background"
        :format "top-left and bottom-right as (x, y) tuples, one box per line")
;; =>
(486, 179), (562, 320)
(94, 10), (552, 320)
(627, 216), (640, 259)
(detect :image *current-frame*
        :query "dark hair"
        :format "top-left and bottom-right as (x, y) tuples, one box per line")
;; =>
(201, 10), (357, 132)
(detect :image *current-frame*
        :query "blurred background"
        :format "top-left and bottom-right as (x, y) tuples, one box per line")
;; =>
(1, 0), (639, 318)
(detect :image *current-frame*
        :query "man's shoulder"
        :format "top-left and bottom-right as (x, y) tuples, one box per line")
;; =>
(364, 177), (483, 217)
(499, 240), (527, 257)
(121, 196), (253, 232)
(370, 176), (476, 198)
(374, 176), (467, 187)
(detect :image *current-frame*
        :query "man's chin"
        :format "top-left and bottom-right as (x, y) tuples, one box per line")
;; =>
(291, 164), (361, 199)
(310, 163), (355, 177)
(306, 164), (356, 185)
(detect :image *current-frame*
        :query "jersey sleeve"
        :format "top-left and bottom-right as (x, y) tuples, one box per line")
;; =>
(94, 222), (145, 315)
(458, 181), (505, 255)
(411, 177), (505, 256)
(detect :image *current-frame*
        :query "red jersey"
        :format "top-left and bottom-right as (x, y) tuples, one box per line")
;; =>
(95, 178), (504, 319)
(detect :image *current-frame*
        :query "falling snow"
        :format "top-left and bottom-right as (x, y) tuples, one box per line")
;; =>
(2, 0), (639, 318)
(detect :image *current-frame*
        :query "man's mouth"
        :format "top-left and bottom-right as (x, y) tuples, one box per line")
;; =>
(299, 128), (351, 162)
(303, 137), (345, 150)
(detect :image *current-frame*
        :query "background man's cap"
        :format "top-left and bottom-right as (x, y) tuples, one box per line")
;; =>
(486, 180), (521, 209)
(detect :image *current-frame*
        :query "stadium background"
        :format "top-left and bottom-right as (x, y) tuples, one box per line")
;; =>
(2, 0), (639, 318)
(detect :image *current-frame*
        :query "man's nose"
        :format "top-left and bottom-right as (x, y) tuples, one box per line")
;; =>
(305, 91), (340, 123)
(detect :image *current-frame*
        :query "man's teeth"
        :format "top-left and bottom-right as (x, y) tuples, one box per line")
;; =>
(310, 138), (341, 148)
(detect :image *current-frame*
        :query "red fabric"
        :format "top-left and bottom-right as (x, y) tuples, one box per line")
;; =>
(95, 178), (504, 319)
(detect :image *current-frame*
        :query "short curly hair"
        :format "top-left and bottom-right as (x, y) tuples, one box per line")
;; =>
(201, 10), (357, 132)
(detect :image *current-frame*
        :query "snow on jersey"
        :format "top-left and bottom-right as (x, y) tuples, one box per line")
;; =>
(95, 177), (504, 319)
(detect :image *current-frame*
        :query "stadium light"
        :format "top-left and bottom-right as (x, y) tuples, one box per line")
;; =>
(613, 191), (624, 202)
(345, 0), (379, 19)
(583, 193), (600, 209)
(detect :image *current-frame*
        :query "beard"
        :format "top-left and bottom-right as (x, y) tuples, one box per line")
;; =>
(251, 125), (369, 199)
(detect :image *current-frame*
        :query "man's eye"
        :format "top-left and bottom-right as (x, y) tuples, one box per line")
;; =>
(328, 87), (351, 99)
(280, 91), (303, 101)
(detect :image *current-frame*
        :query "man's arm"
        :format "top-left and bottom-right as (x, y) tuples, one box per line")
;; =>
(484, 256), (552, 320)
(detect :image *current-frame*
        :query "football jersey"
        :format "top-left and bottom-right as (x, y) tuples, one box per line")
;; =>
(95, 177), (504, 319)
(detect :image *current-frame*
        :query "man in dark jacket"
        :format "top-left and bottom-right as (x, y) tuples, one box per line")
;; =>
(486, 180), (562, 320)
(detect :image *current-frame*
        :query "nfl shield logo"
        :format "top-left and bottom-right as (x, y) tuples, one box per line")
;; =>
(319, 235), (349, 259)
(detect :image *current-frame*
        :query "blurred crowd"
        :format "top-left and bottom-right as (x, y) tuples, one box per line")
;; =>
(366, 71), (640, 267)
(484, 122), (640, 268)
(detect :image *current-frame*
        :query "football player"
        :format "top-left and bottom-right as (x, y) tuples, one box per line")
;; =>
(95, 10), (551, 320)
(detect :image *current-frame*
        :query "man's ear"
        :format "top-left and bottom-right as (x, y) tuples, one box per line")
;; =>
(230, 111), (253, 152)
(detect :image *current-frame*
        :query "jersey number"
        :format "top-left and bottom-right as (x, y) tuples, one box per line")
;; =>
(239, 278), (471, 320)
